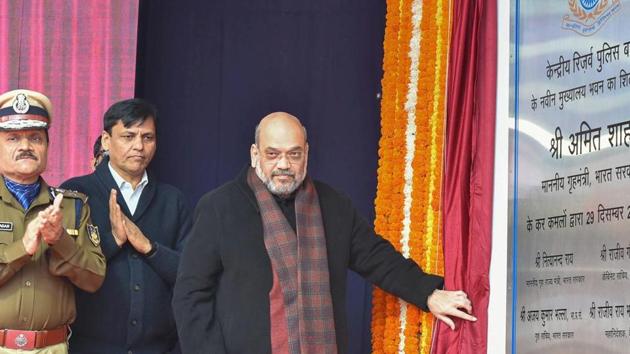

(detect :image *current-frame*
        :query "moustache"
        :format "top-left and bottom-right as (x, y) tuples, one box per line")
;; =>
(272, 170), (295, 177)
(16, 152), (37, 161)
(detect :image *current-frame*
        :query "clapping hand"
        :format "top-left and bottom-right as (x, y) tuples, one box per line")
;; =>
(23, 194), (64, 255)
(109, 189), (152, 254)
(109, 189), (128, 247)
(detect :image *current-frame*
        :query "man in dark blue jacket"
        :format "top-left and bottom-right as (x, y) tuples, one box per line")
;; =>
(62, 99), (192, 353)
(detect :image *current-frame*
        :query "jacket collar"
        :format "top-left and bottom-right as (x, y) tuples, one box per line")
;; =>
(108, 162), (149, 191)
(236, 166), (260, 213)
(94, 157), (156, 221)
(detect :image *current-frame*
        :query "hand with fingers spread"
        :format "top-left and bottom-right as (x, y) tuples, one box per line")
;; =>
(427, 289), (477, 330)
(109, 189), (128, 247)
(40, 194), (64, 245)
(122, 215), (152, 255)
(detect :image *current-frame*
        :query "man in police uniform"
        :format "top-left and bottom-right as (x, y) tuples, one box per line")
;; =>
(0, 89), (106, 353)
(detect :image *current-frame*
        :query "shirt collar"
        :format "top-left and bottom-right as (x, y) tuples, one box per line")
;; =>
(108, 162), (148, 190)
(4, 177), (41, 210)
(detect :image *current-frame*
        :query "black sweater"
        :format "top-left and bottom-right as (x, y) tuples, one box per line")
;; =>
(62, 161), (192, 354)
(173, 167), (443, 354)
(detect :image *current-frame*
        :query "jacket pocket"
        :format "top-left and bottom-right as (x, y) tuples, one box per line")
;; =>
(0, 230), (14, 245)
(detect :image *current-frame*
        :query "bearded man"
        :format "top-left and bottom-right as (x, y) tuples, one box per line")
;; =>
(173, 112), (476, 354)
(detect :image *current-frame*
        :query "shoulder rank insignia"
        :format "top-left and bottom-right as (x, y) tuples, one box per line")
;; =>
(87, 224), (100, 246)
(49, 187), (88, 203)
(66, 228), (79, 236)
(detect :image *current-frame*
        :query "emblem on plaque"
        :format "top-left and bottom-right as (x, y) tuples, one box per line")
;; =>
(562, 0), (621, 36)
(580, 0), (600, 10)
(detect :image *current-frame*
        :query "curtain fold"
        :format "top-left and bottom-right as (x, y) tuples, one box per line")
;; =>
(0, 0), (138, 185)
(432, 0), (497, 353)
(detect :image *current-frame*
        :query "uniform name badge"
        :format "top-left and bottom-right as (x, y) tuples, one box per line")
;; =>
(0, 222), (13, 232)
(87, 224), (100, 246)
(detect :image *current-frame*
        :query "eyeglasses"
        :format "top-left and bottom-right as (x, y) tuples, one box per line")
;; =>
(263, 150), (304, 163)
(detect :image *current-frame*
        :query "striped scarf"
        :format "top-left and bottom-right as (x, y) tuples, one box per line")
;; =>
(247, 167), (337, 354)
(5, 177), (41, 210)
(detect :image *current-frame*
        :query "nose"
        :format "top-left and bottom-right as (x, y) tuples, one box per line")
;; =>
(132, 135), (144, 150)
(18, 137), (32, 150)
(276, 154), (290, 169)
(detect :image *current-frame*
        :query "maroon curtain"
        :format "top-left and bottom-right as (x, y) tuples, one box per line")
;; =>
(0, 0), (138, 185)
(432, 0), (497, 353)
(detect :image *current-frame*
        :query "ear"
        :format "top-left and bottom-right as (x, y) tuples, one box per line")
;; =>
(250, 144), (259, 168)
(101, 131), (111, 151)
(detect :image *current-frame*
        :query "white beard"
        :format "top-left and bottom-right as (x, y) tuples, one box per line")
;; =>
(254, 161), (305, 196)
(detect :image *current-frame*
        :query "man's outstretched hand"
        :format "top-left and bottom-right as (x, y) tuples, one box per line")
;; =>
(427, 289), (477, 330)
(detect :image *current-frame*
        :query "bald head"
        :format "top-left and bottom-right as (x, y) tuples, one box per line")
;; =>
(251, 112), (309, 196)
(254, 112), (307, 147)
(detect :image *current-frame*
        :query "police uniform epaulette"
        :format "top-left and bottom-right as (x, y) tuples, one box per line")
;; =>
(49, 187), (88, 203)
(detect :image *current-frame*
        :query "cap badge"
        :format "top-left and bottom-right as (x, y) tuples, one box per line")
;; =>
(12, 93), (30, 114)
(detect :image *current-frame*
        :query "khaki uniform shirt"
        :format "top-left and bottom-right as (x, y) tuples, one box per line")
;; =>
(0, 177), (106, 330)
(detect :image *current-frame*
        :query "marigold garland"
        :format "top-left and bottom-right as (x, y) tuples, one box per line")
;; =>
(372, 0), (451, 352)
(385, 0), (414, 351)
(372, 0), (405, 352)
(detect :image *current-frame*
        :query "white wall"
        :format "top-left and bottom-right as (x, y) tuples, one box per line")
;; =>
(487, 0), (511, 353)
